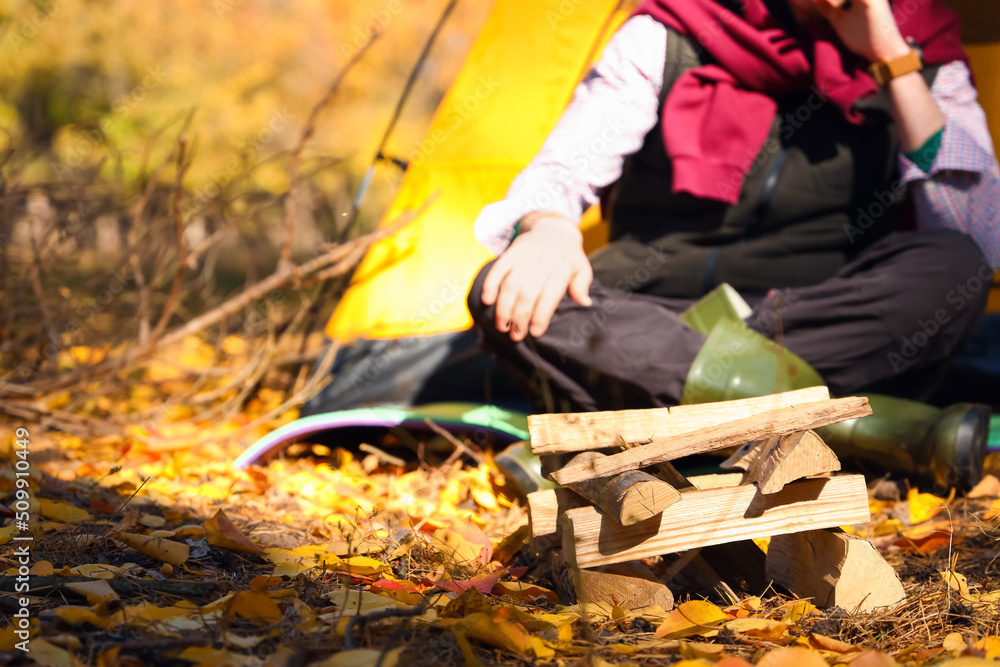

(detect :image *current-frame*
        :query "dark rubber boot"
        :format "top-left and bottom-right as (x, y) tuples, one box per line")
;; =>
(678, 300), (989, 492)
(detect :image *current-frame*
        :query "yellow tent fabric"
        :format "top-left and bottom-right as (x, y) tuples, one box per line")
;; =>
(326, 0), (623, 343)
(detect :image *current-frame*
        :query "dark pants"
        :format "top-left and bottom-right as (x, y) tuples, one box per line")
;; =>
(467, 230), (991, 412)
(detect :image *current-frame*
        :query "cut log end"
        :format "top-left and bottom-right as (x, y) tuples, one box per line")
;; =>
(766, 530), (905, 613)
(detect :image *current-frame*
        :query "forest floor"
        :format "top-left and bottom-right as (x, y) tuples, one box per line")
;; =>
(2, 337), (1000, 667)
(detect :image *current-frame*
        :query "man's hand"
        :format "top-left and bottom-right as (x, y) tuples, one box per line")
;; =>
(811, 0), (911, 62)
(480, 212), (593, 342)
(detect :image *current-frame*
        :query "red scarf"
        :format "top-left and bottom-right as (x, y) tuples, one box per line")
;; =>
(632, 0), (968, 204)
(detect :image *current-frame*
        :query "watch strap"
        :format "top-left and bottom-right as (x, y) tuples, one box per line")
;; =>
(868, 48), (923, 86)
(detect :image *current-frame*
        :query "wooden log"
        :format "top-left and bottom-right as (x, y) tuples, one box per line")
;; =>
(529, 386), (831, 455)
(576, 561), (675, 611)
(742, 430), (841, 494)
(560, 474), (870, 569)
(551, 397), (870, 486)
(565, 452), (681, 526)
(526, 487), (588, 551)
(765, 530), (905, 613)
(618, 438), (693, 489)
(528, 473), (745, 540)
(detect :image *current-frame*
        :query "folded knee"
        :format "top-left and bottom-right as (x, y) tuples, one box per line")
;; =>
(467, 259), (499, 326)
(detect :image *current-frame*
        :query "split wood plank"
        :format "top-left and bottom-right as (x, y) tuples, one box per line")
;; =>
(566, 452), (681, 526)
(576, 561), (675, 611)
(527, 473), (745, 539)
(766, 530), (905, 612)
(727, 430), (842, 494)
(551, 397), (870, 486)
(529, 386), (831, 455)
(559, 474), (870, 569)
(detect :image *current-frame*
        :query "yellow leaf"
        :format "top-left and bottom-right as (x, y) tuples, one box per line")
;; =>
(943, 633), (967, 653)
(176, 646), (261, 666)
(70, 564), (123, 579)
(725, 617), (789, 641)
(973, 637), (1000, 660)
(308, 648), (403, 667)
(53, 606), (110, 629)
(31, 561), (55, 575)
(0, 525), (20, 545)
(758, 647), (830, 667)
(38, 498), (93, 522)
(680, 640), (727, 660)
(226, 591), (283, 624)
(203, 509), (264, 554)
(251, 575), (282, 591)
(114, 532), (189, 565)
(807, 633), (858, 654)
(654, 600), (729, 639)
(843, 650), (899, 667)
(940, 571), (972, 600)
(24, 637), (74, 667)
(64, 579), (119, 603)
(323, 590), (412, 616)
(969, 475), (1000, 499)
(908, 489), (945, 525)
(337, 556), (390, 577)
(781, 600), (816, 623)
(430, 528), (484, 567)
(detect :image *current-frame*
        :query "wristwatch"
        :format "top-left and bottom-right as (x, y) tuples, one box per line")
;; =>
(868, 47), (923, 86)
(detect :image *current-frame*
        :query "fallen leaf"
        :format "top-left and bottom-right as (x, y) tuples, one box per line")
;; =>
(38, 498), (93, 522)
(969, 475), (1000, 499)
(973, 637), (1000, 660)
(336, 556), (390, 577)
(892, 530), (952, 553)
(943, 633), (967, 652)
(492, 580), (559, 602)
(758, 647), (830, 667)
(806, 633), (858, 654)
(308, 648), (403, 667)
(226, 590), (283, 624)
(908, 489), (945, 525)
(0, 524), (20, 545)
(53, 606), (110, 629)
(24, 637), (74, 667)
(436, 568), (504, 594)
(251, 575), (282, 591)
(941, 571), (972, 600)
(114, 532), (189, 565)
(781, 601), (816, 623)
(203, 509), (264, 554)
(726, 617), (789, 641)
(176, 646), (261, 666)
(654, 600), (729, 639)
(64, 579), (119, 603)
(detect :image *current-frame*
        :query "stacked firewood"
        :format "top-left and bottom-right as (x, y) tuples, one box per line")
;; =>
(525, 387), (906, 614)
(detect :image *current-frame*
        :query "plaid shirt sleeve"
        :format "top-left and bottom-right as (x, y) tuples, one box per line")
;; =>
(900, 60), (1000, 267)
(473, 16), (666, 255)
